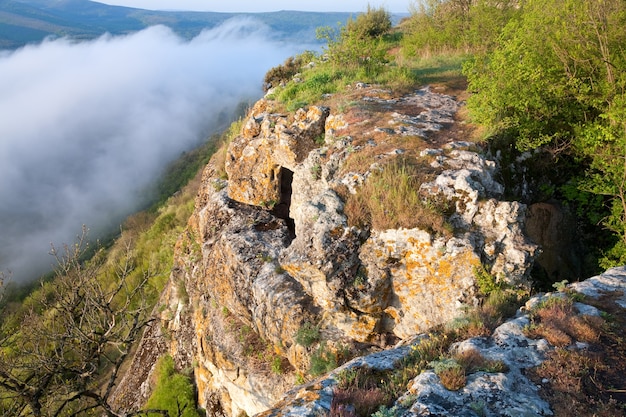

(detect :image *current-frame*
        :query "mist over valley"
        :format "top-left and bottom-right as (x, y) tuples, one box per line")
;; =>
(0, 18), (304, 282)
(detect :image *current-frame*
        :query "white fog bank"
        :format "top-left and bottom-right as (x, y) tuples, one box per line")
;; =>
(0, 18), (297, 282)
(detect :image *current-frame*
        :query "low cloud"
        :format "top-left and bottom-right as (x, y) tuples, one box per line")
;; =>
(0, 18), (297, 282)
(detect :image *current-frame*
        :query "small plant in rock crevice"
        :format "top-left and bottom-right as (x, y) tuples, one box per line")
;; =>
(309, 342), (338, 376)
(310, 163), (322, 180)
(295, 321), (321, 347)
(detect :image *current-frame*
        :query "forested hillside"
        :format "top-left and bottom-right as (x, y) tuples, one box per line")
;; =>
(1, 1), (625, 416)
(0, 0), (355, 48)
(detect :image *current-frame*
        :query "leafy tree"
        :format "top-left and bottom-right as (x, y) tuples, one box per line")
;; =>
(316, 5), (392, 76)
(0, 228), (159, 416)
(464, 0), (626, 265)
(402, 0), (517, 56)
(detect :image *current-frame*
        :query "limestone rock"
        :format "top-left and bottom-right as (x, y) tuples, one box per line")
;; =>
(360, 229), (480, 339)
(226, 100), (329, 207)
(570, 265), (626, 308)
(262, 268), (626, 417)
(124, 87), (545, 417)
(420, 149), (538, 285)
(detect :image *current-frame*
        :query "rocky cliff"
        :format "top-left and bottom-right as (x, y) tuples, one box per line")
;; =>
(112, 83), (596, 416)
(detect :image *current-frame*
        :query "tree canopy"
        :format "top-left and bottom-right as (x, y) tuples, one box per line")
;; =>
(463, 0), (626, 265)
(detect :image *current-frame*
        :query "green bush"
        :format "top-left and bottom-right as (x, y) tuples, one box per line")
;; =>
(347, 5), (391, 40)
(309, 342), (337, 376)
(295, 321), (320, 347)
(144, 355), (203, 417)
(472, 264), (500, 295)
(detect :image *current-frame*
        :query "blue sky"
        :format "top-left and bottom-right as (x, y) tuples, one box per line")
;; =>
(94, 0), (413, 13)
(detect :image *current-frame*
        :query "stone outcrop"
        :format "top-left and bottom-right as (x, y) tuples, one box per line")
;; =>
(120, 85), (545, 416)
(260, 267), (626, 417)
(225, 102), (329, 208)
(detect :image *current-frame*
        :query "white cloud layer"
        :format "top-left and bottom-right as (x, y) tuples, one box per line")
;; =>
(0, 18), (297, 282)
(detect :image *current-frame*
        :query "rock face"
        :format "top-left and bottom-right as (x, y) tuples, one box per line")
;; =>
(120, 85), (542, 416)
(262, 267), (626, 417)
(226, 102), (329, 208)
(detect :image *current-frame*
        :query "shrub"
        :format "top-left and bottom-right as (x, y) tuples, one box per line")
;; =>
(346, 5), (392, 40)
(295, 321), (320, 347)
(264, 56), (302, 91)
(332, 366), (395, 417)
(525, 296), (602, 347)
(455, 348), (508, 374)
(438, 366), (467, 391)
(331, 387), (388, 417)
(473, 264), (501, 295)
(309, 342), (337, 376)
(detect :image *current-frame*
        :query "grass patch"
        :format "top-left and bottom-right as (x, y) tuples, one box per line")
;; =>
(408, 54), (467, 89)
(144, 355), (203, 417)
(295, 321), (321, 347)
(524, 296), (602, 347)
(342, 158), (452, 234)
(332, 366), (397, 417)
(525, 292), (626, 416)
(309, 342), (338, 377)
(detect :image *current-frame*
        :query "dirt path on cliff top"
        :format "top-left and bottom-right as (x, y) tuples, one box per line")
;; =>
(321, 74), (477, 167)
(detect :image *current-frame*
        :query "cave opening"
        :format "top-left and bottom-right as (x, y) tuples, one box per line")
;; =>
(271, 167), (296, 239)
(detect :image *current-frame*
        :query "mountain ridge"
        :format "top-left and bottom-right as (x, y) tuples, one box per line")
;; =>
(0, 0), (358, 49)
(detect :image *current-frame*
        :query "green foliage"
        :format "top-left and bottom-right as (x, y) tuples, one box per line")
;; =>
(276, 67), (342, 111)
(318, 22), (390, 77)
(316, 6), (392, 78)
(372, 405), (402, 417)
(466, 0), (626, 147)
(267, 5), (430, 111)
(346, 5), (392, 40)
(429, 357), (462, 375)
(335, 367), (360, 388)
(464, 0), (626, 267)
(271, 355), (283, 374)
(401, 0), (518, 57)
(295, 321), (320, 347)
(552, 280), (569, 292)
(309, 342), (337, 376)
(145, 355), (203, 417)
(472, 264), (501, 295)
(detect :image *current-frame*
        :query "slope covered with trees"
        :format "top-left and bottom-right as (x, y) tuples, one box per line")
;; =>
(0, 0), (356, 49)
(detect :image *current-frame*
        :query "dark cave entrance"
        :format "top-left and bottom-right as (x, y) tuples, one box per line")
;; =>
(271, 167), (296, 239)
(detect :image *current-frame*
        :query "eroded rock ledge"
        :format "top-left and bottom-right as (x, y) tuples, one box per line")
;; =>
(261, 267), (626, 417)
(116, 85), (543, 416)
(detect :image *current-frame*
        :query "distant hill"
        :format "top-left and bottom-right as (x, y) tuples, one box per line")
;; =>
(0, 0), (356, 49)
